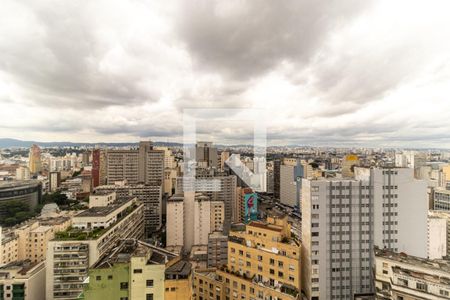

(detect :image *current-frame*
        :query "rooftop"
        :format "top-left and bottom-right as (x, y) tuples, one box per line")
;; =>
(75, 197), (135, 217)
(165, 260), (192, 277)
(0, 260), (42, 276)
(94, 239), (176, 269)
(375, 247), (450, 274)
(0, 180), (41, 190)
(54, 202), (141, 240)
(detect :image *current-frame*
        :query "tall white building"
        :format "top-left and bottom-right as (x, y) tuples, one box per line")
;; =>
(166, 192), (224, 251)
(166, 194), (185, 248)
(193, 195), (224, 246)
(302, 167), (428, 300)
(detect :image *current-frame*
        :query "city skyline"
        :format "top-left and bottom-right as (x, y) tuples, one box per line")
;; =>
(2, 1), (450, 147)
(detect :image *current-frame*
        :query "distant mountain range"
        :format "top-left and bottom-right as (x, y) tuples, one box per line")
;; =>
(0, 138), (183, 148)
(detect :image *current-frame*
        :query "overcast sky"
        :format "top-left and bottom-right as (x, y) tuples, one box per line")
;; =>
(1, 0), (450, 147)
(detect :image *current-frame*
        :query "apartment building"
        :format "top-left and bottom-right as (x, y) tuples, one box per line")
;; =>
(106, 141), (164, 185)
(207, 231), (228, 268)
(374, 248), (450, 299)
(0, 215), (72, 265)
(45, 198), (145, 300)
(166, 194), (185, 248)
(434, 189), (450, 211)
(95, 182), (163, 233)
(194, 195), (224, 246)
(193, 215), (302, 300)
(301, 167), (428, 300)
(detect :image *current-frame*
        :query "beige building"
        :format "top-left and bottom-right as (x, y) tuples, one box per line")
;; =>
(16, 166), (30, 180)
(28, 144), (42, 174)
(0, 215), (72, 265)
(166, 194), (185, 248)
(0, 260), (46, 300)
(194, 195), (224, 246)
(193, 215), (302, 300)
(375, 247), (450, 299)
(165, 259), (192, 300)
(0, 227), (18, 265)
(106, 141), (164, 185)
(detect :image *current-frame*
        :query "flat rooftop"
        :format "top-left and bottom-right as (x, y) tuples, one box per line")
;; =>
(375, 248), (450, 274)
(75, 197), (135, 217)
(0, 180), (41, 190)
(165, 260), (192, 276)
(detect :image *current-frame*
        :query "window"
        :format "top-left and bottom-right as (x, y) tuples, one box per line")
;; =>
(133, 269), (143, 274)
(96, 276), (102, 281)
(278, 261), (283, 268)
(146, 294), (153, 300)
(270, 258), (275, 265)
(108, 275), (113, 280)
(440, 290), (449, 297)
(312, 232), (319, 237)
(270, 269), (275, 275)
(120, 298), (128, 300)
(416, 282), (427, 291)
(146, 279), (154, 287)
(120, 282), (129, 290)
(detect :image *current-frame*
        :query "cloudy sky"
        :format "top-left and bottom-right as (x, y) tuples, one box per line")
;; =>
(1, 0), (450, 147)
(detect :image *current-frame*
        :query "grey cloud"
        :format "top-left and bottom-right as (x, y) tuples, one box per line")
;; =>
(177, 0), (373, 80)
(0, 1), (164, 109)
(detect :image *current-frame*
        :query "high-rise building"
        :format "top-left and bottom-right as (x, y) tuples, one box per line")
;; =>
(196, 142), (218, 168)
(341, 154), (360, 178)
(46, 198), (145, 300)
(301, 167), (428, 299)
(207, 231), (228, 268)
(83, 239), (178, 300)
(280, 159), (306, 208)
(273, 159), (281, 200)
(374, 247), (450, 299)
(193, 215), (302, 300)
(194, 195), (224, 246)
(28, 144), (42, 174)
(235, 187), (253, 223)
(91, 148), (107, 188)
(94, 183), (163, 233)
(220, 151), (230, 171)
(166, 194), (185, 248)
(166, 193), (224, 251)
(106, 141), (164, 185)
(49, 171), (61, 192)
(176, 175), (237, 228)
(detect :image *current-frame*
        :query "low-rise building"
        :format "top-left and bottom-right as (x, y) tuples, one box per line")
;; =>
(165, 259), (192, 300)
(83, 239), (177, 300)
(375, 247), (450, 299)
(0, 260), (45, 300)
